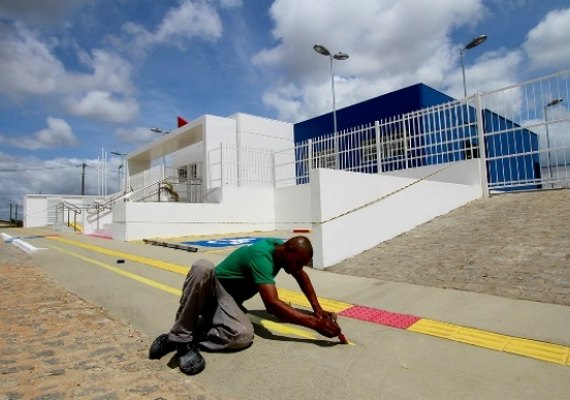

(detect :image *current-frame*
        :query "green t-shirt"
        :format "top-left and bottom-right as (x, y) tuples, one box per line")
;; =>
(215, 238), (284, 304)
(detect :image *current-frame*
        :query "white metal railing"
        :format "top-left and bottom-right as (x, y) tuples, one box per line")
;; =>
(200, 69), (570, 193)
(207, 144), (275, 188)
(55, 201), (84, 231)
(274, 101), (481, 188)
(479, 68), (570, 191)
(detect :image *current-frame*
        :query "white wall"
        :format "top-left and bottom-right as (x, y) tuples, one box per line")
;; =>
(113, 186), (277, 240)
(273, 184), (312, 231)
(310, 160), (483, 269)
(203, 115), (237, 152)
(24, 195), (56, 227)
(23, 194), (108, 235)
(231, 113), (294, 150)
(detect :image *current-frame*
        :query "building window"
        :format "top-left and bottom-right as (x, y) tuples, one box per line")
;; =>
(189, 163), (198, 179)
(178, 167), (188, 182)
(382, 131), (405, 159)
(361, 138), (377, 164)
(313, 148), (336, 169)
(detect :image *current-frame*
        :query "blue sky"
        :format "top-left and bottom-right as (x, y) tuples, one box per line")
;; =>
(1, 0), (569, 219)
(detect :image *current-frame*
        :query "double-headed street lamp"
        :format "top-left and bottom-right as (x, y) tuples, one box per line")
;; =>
(460, 35), (487, 98)
(544, 98), (564, 182)
(314, 44), (349, 169)
(313, 44), (349, 137)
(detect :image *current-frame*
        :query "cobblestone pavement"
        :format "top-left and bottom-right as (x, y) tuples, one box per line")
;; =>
(329, 189), (570, 307)
(0, 243), (225, 400)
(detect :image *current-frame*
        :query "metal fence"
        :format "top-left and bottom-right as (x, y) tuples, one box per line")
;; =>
(208, 69), (570, 194)
(478, 69), (570, 191)
(208, 144), (275, 188)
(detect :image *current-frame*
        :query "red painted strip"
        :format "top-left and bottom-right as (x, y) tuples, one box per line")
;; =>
(339, 305), (421, 330)
(87, 234), (113, 239)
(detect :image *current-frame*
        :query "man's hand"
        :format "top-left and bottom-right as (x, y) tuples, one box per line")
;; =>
(313, 312), (342, 338)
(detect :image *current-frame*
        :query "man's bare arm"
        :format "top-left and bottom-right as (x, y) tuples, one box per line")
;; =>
(257, 284), (340, 337)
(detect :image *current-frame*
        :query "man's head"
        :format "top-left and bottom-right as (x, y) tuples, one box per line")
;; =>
(275, 236), (313, 275)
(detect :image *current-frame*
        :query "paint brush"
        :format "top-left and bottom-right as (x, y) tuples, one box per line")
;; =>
(338, 332), (349, 344)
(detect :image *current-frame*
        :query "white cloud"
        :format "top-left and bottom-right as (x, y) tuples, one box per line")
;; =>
(446, 48), (524, 99)
(0, 153), (104, 209)
(64, 91), (139, 123)
(253, 0), (490, 122)
(0, 23), (139, 123)
(0, 23), (64, 99)
(115, 126), (159, 145)
(0, 117), (77, 150)
(64, 49), (135, 95)
(524, 8), (570, 70)
(219, 0), (243, 9)
(123, 0), (223, 54)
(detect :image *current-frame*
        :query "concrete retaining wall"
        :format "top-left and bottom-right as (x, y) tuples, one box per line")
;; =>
(311, 159), (482, 269)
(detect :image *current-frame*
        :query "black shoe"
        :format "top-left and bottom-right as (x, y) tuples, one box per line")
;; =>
(149, 333), (177, 360)
(177, 342), (206, 375)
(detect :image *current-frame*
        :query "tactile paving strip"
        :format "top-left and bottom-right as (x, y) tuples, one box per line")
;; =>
(339, 305), (421, 329)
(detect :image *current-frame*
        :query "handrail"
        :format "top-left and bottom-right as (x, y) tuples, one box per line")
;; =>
(57, 201), (83, 232)
(61, 200), (82, 214)
(87, 187), (133, 215)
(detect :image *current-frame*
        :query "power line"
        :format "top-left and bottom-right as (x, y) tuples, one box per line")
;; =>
(0, 166), (73, 172)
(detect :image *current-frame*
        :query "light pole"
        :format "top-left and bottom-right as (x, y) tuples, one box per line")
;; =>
(314, 44), (349, 136)
(314, 44), (349, 168)
(460, 35), (487, 98)
(150, 127), (170, 179)
(544, 98), (564, 183)
(110, 151), (127, 191)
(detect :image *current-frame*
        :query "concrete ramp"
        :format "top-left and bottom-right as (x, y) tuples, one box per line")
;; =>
(311, 159), (482, 269)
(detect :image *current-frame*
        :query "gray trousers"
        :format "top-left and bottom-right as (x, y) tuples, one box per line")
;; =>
(168, 259), (254, 351)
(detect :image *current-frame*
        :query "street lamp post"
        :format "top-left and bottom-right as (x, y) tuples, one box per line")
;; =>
(150, 127), (170, 179)
(544, 98), (564, 184)
(110, 151), (127, 191)
(314, 44), (349, 168)
(460, 35), (487, 98)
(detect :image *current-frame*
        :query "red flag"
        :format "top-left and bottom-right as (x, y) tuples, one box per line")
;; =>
(177, 116), (189, 127)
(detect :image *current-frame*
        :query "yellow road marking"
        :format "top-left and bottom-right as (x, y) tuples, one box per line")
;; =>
(248, 314), (318, 340)
(49, 245), (320, 341)
(277, 288), (353, 314)
(50, 245), (182, 296)
(49, 236), (189, 275)
(408, 319), (570, 366)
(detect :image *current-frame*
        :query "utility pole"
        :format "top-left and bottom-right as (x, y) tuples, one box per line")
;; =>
(81, 162), (86, 195)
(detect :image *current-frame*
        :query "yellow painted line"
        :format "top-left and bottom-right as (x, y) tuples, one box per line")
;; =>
(408, 319), (570, 366)
(49, 245), (323, 342)
(248, 314), (318, 340)
(50, 245), (182, 297)
(49, 236), (189, 275)
(278, 288), (353, 314)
